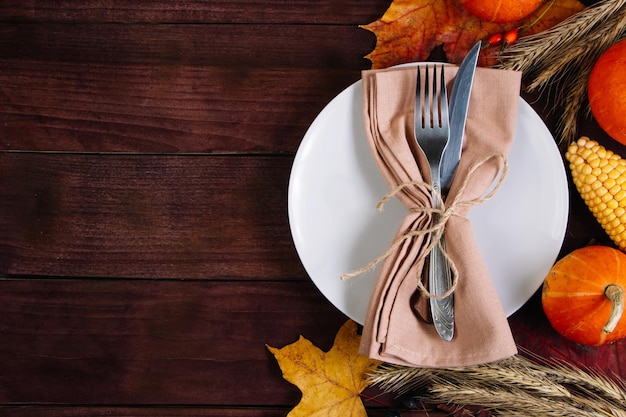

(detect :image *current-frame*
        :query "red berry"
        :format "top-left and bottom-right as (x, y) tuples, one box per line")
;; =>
(487, 32), (504, 46)
(503, 28), (519, 45)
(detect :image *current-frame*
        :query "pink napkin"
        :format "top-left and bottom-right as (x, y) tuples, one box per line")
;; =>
(358, 65), (522, 367)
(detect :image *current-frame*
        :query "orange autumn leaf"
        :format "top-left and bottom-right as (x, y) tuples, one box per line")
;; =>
(267, 320), (381, 417)
(362, 0), (586, 68)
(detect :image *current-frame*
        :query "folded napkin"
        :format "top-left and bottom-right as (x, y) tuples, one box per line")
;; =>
(358, 65), (522, 367)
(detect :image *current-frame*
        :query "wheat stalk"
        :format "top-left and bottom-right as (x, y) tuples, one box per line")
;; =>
(557, 66), (592, 145)
(496, 0), (626, 143)
(521, 349), (626, 404)
(369, 355), (626, 416)
(499, 0), (626, 76)
(429, 384), (608, 416)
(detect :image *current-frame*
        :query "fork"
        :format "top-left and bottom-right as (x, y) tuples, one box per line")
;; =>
(414, 64), (454, 341)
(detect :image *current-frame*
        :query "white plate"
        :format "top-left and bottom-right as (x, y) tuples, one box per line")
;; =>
(288, 72), (569, 325)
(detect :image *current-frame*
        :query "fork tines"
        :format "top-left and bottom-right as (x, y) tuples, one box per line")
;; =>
(416, 64), (448, 130)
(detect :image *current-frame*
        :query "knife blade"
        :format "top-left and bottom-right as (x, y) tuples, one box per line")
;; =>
(440, 41), (481, 190)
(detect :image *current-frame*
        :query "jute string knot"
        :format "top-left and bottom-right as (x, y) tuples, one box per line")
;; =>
(341, 152), (508, 300)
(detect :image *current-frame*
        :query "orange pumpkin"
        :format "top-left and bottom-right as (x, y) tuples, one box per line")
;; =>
(542, 246), (625, 346)
(588, 39), (626, 145)
(460, 0), (542, 23)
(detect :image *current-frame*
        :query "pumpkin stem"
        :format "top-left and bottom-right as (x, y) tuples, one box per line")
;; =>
(603, 284), (624, 334)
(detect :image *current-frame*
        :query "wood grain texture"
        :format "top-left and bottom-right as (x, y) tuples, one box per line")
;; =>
(0, 407), (416, 417)
(0, 279), (347, 405)
(0, 23), (372, 153)
(0, 0), (620, 415)
(0, 64), (354, 153)
(0, 153), (304, 279)
(0, 23), (374, 68)
(1, 409), (295, 417)
(0, 0), (390, 24)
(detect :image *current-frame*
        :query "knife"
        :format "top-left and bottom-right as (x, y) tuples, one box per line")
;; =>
(440, 41), (481, 189)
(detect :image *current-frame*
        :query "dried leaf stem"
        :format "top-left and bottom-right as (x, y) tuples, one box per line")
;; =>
(496, 0), (626, 143)
(369, 355), (626, 416)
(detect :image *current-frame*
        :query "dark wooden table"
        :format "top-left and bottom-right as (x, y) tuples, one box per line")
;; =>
(1, 1), (624, 416)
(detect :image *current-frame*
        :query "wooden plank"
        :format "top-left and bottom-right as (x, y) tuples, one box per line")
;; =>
(0, 0), (390, 24)
(1, 408), (294, 417)
(0, 24), (371, 153)
(0, 64), (351, 153)
(0, 23), (373, 68)
(0, 153), (305, 279)
(0, 279), (348, 405)
(3, 279), (624, 408)
(0, 406), (424, 417)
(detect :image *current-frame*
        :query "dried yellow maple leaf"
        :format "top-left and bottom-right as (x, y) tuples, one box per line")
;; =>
(267, 320), (381, 417)
(362, 0), (586, 68)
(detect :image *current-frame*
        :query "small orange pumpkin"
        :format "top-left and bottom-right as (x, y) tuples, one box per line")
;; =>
(460, 0), (542, 23)
(588, 38), (626, 145)
(542, 246), (625, 346)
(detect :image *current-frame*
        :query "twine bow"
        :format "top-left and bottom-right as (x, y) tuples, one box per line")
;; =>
(341, 152), (508, 300)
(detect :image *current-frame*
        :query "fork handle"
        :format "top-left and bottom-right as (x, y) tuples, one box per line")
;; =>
(428, 174), (455, 341)
(429, 234), (454, 341)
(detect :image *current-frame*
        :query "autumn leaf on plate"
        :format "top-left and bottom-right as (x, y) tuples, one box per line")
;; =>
(362, 0), (586, 68)
(267, 320), (381, 417)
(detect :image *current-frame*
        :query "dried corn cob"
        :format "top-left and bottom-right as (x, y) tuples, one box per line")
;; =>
(566, 136), (626, 251)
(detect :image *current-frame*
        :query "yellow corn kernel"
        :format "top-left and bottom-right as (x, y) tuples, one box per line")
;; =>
(592, 180), (604, 191)
(602, 207), (615, 218)
(609, 184), (621, 196)
(605, 178), (617, 189)
(584, 175), (596, 185)
(566, 136), (626, 252)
